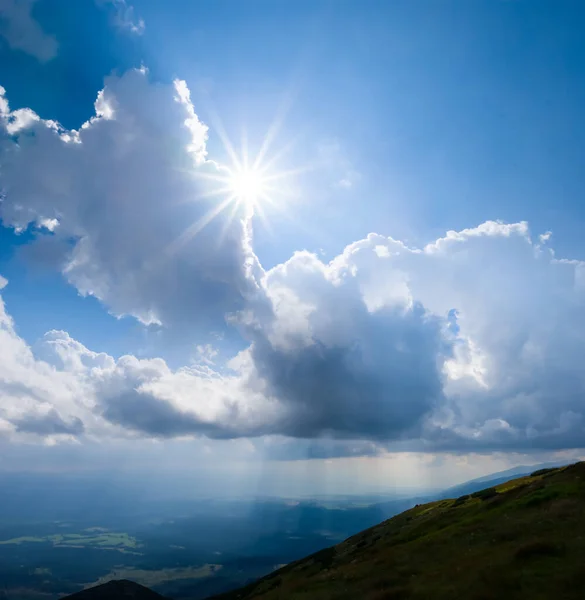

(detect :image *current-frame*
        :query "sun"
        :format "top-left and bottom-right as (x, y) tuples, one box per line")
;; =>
(172, 115), (309, 254)
(229, 168), (266, 206)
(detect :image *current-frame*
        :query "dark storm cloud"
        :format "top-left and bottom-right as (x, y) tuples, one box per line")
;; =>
(247, 302), (448, 440)
(14, 409), (85, 436)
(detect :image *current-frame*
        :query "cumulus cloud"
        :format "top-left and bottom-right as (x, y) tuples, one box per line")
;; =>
(397, 223), (585, 450)
(0, 290), (278, 444)
(0, 70), (262, 331)
(238, 221), (585, 450)
(3, 218), (585, 453)
(0, 292), (91, 445)
(237, 249), (449, 440)
(2, 69), (585, 454)
(0, 0), (57, 61)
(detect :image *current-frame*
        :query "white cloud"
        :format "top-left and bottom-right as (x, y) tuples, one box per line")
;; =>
(338, 169), (361, 189)
(0, 284), (280, 444)
(0, 69), (262, 331)
(0, 292), (91, 445)
(236, 220), (585, 450)
(95, 0), (144, 35)
(194, 344), (219, 365)
(2, 70), (585, 454)
(38, 216), (58, 231)
(0, 0), (57, 61)
(4, 106), (39, 134)
(2, 217), (585, 453)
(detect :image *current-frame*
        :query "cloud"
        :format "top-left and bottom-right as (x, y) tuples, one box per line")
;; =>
(13, 408), (84, 436)
(0, 0), (144, 64)
(239, 221), (585, 451)
(3, 69), (585, 454)
(338, 169), (361, 189)
(96, 0), (144, 35)
(93, 354), (278, 439)
(236, 248), (449, 441)
(0, 69), (262, 331)
(398, 223), (585, 451)
(3, 219), (585, 453)
(0, 292), (92, 445)
(0, 0), (57, 61)
(0, 292), (277, 443)
(255, 436), (385, 461)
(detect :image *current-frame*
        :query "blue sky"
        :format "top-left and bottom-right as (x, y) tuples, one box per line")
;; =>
(1, 0), (585, 493)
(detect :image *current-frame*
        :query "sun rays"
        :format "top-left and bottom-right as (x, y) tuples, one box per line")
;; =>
(164, 115), (307, 259)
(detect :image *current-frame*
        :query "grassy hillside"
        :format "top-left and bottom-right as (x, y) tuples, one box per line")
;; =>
(208, 461), (585, 600)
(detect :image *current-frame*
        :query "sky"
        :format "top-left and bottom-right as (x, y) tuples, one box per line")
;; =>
(1, 0), (585, 496)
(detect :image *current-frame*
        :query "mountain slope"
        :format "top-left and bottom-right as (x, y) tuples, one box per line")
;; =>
(65, 580), (168, 600)
(438, 460), (571, 499)
(208, 462), (585, 600)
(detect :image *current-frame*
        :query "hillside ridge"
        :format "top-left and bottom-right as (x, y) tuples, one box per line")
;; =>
(206, 461), (585, 600)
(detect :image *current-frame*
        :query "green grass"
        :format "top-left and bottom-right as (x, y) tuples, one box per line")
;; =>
(209, 462), (585, 600)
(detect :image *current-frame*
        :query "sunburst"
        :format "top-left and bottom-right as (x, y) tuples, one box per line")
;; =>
(167, 108), (310, 258)
(228, 167), (267, 208)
